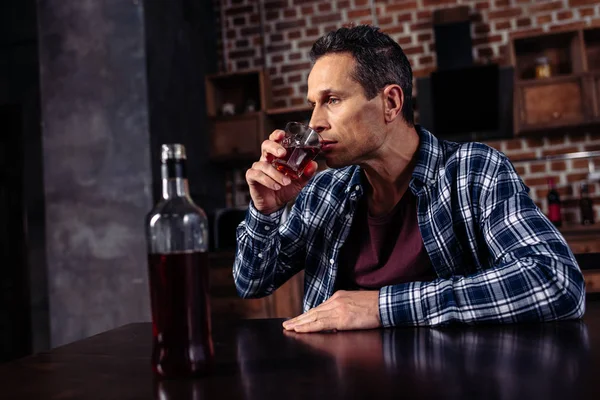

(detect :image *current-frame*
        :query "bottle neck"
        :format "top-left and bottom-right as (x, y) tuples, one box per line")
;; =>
(161, 159), (190, 200)
(162, 178), (191, 199)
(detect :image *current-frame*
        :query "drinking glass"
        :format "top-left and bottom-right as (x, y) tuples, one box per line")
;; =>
(271, 122), (322, 180)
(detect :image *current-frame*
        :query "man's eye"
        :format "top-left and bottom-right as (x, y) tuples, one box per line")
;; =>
(328, 97), (340, 105)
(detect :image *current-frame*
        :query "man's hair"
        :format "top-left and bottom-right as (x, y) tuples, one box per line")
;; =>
(309, 25), (414, 126)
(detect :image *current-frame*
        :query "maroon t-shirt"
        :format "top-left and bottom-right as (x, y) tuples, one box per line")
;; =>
(336, 189), (436, 290)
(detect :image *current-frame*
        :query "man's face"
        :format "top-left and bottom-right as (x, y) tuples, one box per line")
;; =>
(307, 53), (386, 168)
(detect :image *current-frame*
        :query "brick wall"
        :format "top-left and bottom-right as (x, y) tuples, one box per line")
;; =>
(216, 0), (600, 224)
(487, 134), (600, 223)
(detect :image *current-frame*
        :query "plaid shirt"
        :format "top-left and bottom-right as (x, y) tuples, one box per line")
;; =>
(234, 126), (585, 326)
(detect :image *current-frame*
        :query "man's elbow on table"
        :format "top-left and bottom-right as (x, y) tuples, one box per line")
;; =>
(233, 275), (275, 300)
(566, 273), (586, 320)
(546, 259), (586, 321)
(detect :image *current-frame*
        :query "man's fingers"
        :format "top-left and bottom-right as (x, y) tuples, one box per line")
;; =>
(283, 309), (336, 331)
(247, 161), (292, 187)
(283, 311), (316, 328)
(293, 316), (338, 333)
(283, 296), (343, 328)
(260, 141), (286, 162)
(284, 305), (324, 326)
(269, 130), (285, 141)
(246, 168), (284, 191)
(259, 130), (287, 162)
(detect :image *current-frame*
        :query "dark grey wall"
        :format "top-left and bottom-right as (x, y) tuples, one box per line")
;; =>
(37, 0), (153, 346)
(144, 0), (223, 212)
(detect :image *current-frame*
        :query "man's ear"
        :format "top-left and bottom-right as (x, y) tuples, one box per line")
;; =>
(382, 84), (404, 123)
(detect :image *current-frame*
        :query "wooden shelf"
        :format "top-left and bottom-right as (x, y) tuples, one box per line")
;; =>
(266, 105), (313, 116)
(511, 29), (583, 80)
(265, 105), (313, 134)
(584, 27), (600, 71)
(208, 251), (304, 319)
(561, 222), (600, 256)
(510, 26), (598, 136)
(205, 69), (271, 118)
(205, 68), (264, 80)
(517, 118), (595, 135)
(515, 73), (586, 86)
(583, 270), (600, 293)
(208, 111), (266, 162)
(208, 111), (263, 121)
(559, 223), (600, 236)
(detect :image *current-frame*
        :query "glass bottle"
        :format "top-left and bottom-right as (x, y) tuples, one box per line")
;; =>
(547, 178), (562, 228)
(535, 56), (551, 79)
(579, 183), (594, 226)
(146, 144), (214, 378)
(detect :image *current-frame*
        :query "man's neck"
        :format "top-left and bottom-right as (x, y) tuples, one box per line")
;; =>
(360, 125), (420, 217)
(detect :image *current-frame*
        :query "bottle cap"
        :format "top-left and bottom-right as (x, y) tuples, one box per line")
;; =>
(161, 144), (186, 162)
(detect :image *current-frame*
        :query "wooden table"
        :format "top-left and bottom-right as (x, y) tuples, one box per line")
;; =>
(3, 302), (600, 399)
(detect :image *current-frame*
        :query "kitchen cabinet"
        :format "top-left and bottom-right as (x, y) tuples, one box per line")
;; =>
(209, 112), (266, 161)
(510, 27), (600, 136)
(205, 69), (312, 162)
(208, 252), (304, 320)
(560, 224), (600, 294)
(205, 69), (270, 162)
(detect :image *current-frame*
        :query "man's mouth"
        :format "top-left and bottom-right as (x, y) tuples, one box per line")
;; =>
(320, 140), (337, 151)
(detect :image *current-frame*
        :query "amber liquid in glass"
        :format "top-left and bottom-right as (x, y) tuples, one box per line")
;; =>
(272, 145), (320, 180)
(148, 251), (214, 378)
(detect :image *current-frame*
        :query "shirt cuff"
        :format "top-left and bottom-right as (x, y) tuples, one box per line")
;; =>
(244, 201), (285, 240)
(379, 283), (424, 327)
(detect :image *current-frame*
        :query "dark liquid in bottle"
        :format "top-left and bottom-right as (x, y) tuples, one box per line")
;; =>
(547, 190), (562, 227)
(148, 252), (214, 378)
(272, 146), (320, 180)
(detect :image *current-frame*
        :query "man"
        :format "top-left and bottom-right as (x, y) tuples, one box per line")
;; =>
(233, 25), (585, 332)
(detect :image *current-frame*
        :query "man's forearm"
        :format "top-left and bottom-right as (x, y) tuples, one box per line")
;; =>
(379, 254), (585, 327)
(233, 202), (306, 298)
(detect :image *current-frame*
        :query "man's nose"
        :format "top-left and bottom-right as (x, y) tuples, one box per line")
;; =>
(309, 107), (329, 133)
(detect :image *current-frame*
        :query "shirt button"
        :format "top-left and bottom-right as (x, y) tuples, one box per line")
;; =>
(329, 258), (334, 265)
(264, 226), (271, 231)
(355, 185), (360, 191)
(345, 214), (352, 220)
(258, 253), (263, 259)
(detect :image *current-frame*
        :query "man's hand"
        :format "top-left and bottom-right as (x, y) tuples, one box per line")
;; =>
(246, 130), (318, 215)
(282, 290), (381, 333)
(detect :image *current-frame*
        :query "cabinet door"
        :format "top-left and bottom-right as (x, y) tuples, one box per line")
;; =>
(583, 270), (600, 293)
(566, 237), (600, 254)
(208, 252), (302, 320)
(520, 79), (585, 128)
(209, 253), (276, 319)
(210, 112), (265, 161)
(595, 74), (600, 118)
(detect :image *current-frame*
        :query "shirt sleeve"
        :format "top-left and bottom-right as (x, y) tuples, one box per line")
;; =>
(378, 159), (586, 326)
(233, 191), (309, 299)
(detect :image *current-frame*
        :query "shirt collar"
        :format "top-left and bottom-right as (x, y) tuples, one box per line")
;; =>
(347, 165), (365, 199)
(410, 125), (443, 194)
(344, 125), (442, 196)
